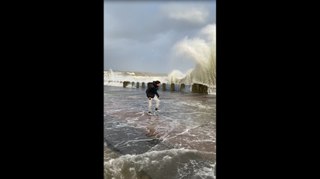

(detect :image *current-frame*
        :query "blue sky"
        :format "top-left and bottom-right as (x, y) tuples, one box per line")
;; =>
(104, 0), (216, 74)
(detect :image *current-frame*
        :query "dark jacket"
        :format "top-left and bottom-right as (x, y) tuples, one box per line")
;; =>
(146, 82), (159, 98)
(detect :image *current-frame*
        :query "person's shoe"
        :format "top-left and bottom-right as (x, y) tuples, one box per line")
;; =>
(148, 111), (152, 115)
(155, 108), (160, 112)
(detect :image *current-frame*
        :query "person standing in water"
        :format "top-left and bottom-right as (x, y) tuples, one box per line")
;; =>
(146, 80), (161, 114)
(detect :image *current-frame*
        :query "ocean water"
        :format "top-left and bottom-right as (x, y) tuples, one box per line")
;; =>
(104, 86), (216, 179)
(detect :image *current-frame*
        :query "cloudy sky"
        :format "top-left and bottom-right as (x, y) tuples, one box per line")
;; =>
(104, 0), (216, 74)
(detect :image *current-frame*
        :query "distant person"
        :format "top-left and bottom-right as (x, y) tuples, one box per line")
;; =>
(146, 80), (161, 114)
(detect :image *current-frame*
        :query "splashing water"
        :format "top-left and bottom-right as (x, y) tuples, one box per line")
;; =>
(104, 86), (216, 179)
(169, 24), (216, 90)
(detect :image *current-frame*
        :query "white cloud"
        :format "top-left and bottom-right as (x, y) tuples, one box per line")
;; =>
(104, 1), (216, 73)
(168, 9), (208, 24)
(161, 5), (209, 24)
(199, 24), (216, 44)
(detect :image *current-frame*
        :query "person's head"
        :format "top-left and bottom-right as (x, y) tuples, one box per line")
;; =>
(154, 80), (161, 87)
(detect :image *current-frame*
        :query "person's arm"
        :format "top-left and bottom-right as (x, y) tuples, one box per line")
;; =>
(154, 89), (159, 98)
